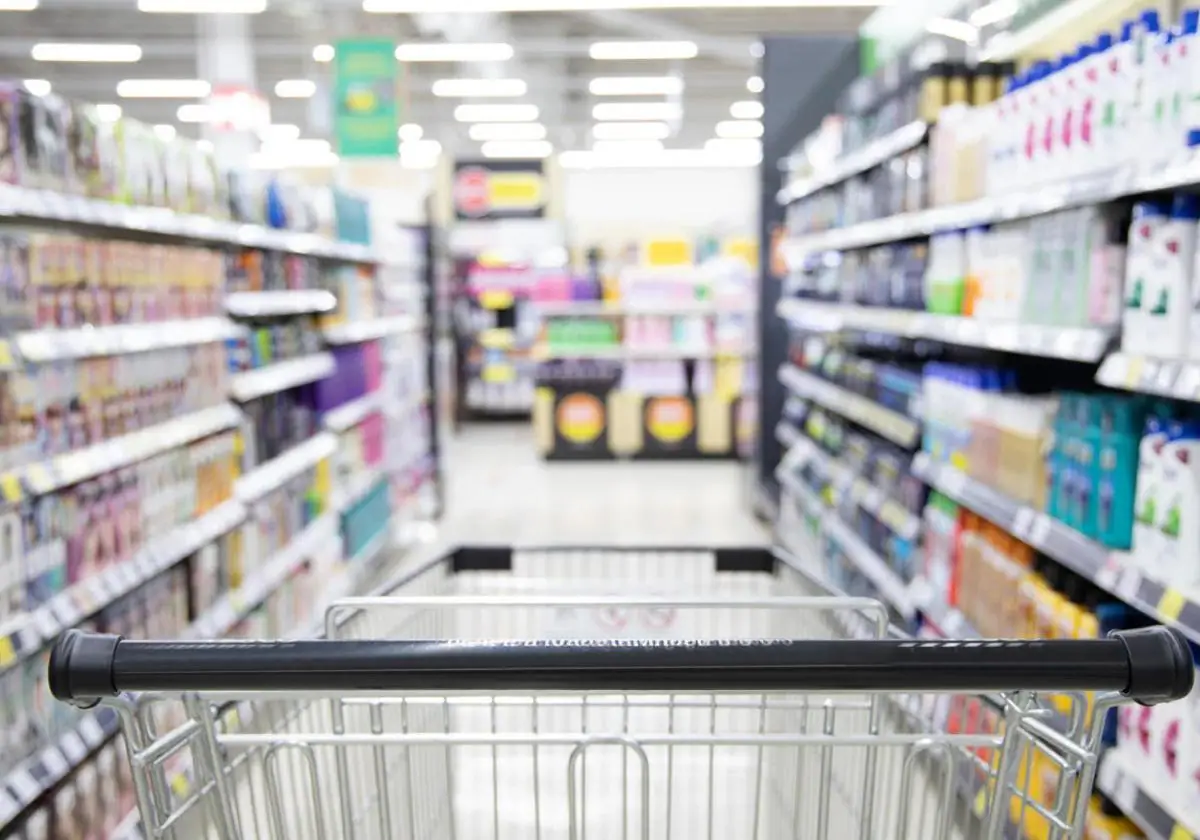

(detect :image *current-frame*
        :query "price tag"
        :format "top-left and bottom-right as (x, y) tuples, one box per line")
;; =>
(1115, 770), (1137, 812)
(1158, 588), (1187, 623)
(40, 746), (68, 778)
(912, 451), (931, 475)
(940, 467), (966, 497)
(79, 714), (104, 747)
(478, 289), (514, 310)
(1095, 556), (1123, 590)
(1168, 825), (1195, 840)
(0, 634), (15, 668)
(33, 606), (59, 639)
(0, 790), (19, 827)
(481, 364), (515, 384)
(117, 563), (140, 590)
(1012, 507), (1035, 542)
(86, 575), (111, 608)
(0, 472), (22, 504)
(60, 731), (87, 764)
(8, 769), (41, 804)
(1125, 356), (1146, 388)
(1030, 514), (1052, 548)
(1117, 567), (1142, 603)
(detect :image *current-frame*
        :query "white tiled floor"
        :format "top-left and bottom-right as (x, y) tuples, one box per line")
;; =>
(433, 423), (769, 548)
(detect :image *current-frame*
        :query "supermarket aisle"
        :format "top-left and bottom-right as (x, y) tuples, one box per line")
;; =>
(435, 424), (768, 546)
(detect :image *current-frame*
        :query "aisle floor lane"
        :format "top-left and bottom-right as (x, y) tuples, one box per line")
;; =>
(435, 424), (768, 547)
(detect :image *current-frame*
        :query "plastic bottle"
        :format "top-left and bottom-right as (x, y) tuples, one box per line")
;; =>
(1021, 62), (1050, 187)
(989, 75), (1016, 195)
(1061, 46), (1091, 177)
(1129, 9), (1163, 163)
(1177, 9), (1200, 156)
(1148, 193), (1200, 358)
(1122, 199), (1173, 354)
(1078, 33), (1113, 176)
(1105, 20), (1138, 168)
(1041, 54), (1071, 181)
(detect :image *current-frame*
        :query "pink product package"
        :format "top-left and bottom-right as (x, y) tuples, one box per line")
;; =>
(359, 413), (386, 466)
(532, 272), (570, 302)
(363, 341), (383, 392)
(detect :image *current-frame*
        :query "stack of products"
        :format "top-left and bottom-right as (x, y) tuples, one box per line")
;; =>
(320, 263), (380, 326)
(225, 316), (324, 372)
(0, 232), (224, 329)
(225, 251), (322, 295)
(244, 465), (327, 563)
(241, 388), (319, 468)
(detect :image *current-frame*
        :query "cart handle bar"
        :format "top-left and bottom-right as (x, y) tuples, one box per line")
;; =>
(49, 626), (1193, 707)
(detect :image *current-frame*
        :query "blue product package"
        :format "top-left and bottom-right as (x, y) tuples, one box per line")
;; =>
(1096, 432), (1138, 549)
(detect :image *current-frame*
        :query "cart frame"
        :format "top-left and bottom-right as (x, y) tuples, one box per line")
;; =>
(50, 544), (1193, 840)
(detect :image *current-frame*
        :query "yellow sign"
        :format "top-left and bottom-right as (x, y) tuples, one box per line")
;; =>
(488, 173), (544, 211)
(0, 473), (21, 503)
(482, 363), (515, 383)
(556, 393), (605, 445)
(479, 328), (514, 349)
(645, 239), (692, 267)
(646, 397), (694, 444)
(479, 289), (514, 310)
(1158, 588), (1186, 622)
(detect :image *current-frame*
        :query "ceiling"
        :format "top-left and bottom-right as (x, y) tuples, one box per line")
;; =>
(0, 1), (872, 161)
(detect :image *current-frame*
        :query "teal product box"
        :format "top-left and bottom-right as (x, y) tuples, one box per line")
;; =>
(1096, 433), (1138, 549)
(1077, 430), (1100, 539)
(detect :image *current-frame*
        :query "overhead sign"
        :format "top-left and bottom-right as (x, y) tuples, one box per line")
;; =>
(333, 39), (399, 158)
(453, 160), (547, 221)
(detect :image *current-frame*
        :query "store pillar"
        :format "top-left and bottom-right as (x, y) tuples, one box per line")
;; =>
(195, 14), (264, 168)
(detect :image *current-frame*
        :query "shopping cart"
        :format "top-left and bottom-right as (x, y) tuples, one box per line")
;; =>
(49, 545), (1192, 840)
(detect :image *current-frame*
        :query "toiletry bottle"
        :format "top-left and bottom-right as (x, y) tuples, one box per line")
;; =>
(1107, 20), (1138, 168)
(1152, 193), (1200, 359)
(1123, 199), (1173, 354)
(1180, 9), (1200, 156)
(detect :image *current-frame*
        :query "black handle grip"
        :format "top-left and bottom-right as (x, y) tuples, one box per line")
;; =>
(50, 626), (1194, 706)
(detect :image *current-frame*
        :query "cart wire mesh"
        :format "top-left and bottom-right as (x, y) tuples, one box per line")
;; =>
(89, 546), (1124, 840)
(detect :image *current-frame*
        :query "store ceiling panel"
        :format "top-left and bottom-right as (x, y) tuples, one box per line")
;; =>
(0, 2), (871, 158)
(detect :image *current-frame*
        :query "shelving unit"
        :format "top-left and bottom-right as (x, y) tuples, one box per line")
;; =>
(0, 152), (439, 838)
(778, 364), (920, 447)
(1097, 754), (1200, 840)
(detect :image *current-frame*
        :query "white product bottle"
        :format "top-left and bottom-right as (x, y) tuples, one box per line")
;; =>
(1039, 60), (1064, 184)
(1062, 44), (1092, 177)
(1181, 9), (1200, 154)
(1020, 63), (1050, 188)
(1159, 420), (1200, 587)
(1132, 414), (1169, 572)
(1128, 9), (1162, 164)
(1122, 199), (1173, 354)
(1150, 194), (1200, 359)
(1078, 32), (1113, 176)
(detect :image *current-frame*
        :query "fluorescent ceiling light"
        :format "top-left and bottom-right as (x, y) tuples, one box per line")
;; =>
(455, 103), (539, 122)
(592, 121), (669, 140)
(94, 103), (122, 121)
(432, 78), (526, 97)
(730, 100), (763, 120)
(139, 0), (265, 10)
(118, 79), (210, 98)
(398, 123), (424, 141)
(396, 42), (513, 61)
(589, 76), (683, 96)
(261, 123), (300, 141)
(400, 139), (442, 169)
(469, 122), (547, 141)
(968, 0), (1017, 27)
(23, 79), (51, 96)
(926, 17), (978, 42)
(367, 0), (884, 10)
(559, 147), (760, 169)
(592, 101), (681, 121)
(746, 76), (763, 93)
(177, 103), (210, 122)
(592, 139), (663, 154)
(481, 140), (553, 159)
(716, 119), (763, 138)
(32, 43), (142, 62)
(588, 40), (697, 60)
(0, 0), (38, 8)
(153, 124), (176, 141)
(312, 44), (334, 62)
(275, 79), (317, 98)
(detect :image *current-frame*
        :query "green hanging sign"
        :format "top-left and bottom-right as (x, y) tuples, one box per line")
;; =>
(333, 38), (398, 158)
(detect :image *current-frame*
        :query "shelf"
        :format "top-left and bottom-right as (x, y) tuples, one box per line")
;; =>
(0, 706), (121, 830)
(322, 314), (422, 344)
(11, 317), (239, 364)
(777, 120), (928, 205)
(777, 299), (1114, 363)
(777, 464), (919, 619)
(187, 512), (339, 639)
(229, 353), (336, 402)
(0, 499), (246, 678)
(324, 391), (385, 432)
(0, 403), (241, 499)
(778, 364), (920, 447)
(536, 344), (753, 360)
(225, 290), (338, 318)
(912, 451), (1200, 646)
(535, 300), (755, 317)
(1097, 753), (1200, 840)
(1096, 352), (1200, 401)
(775, 420), (802, 449)
(0, 184), (378, 262)
(781, 155), (1200, 260)
(234, 432), (337, 503)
